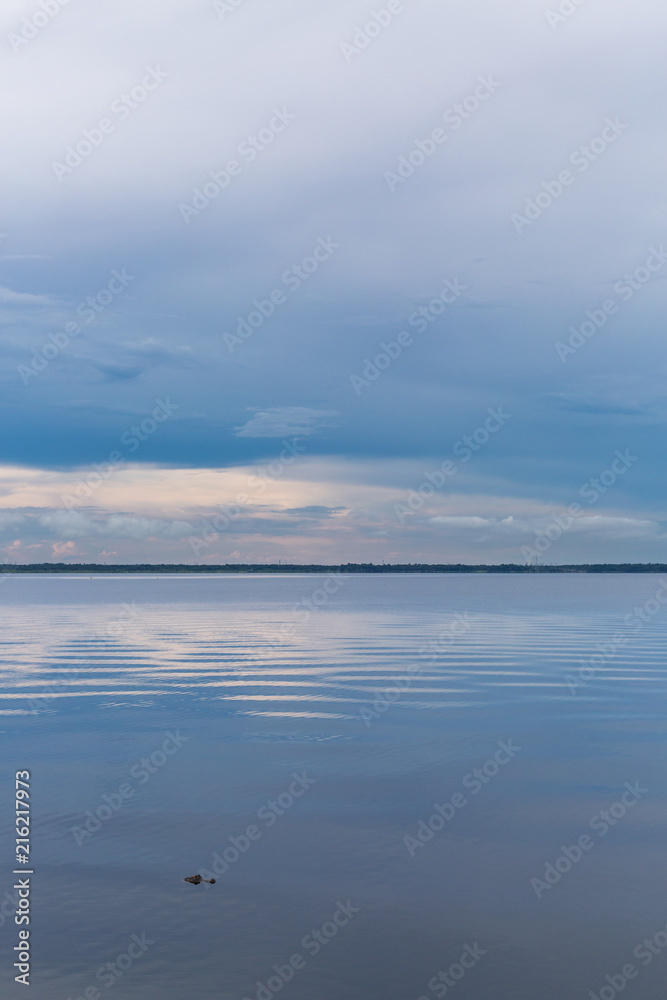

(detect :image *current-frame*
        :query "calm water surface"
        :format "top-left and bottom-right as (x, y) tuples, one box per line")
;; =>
(2, 573), (667, 999)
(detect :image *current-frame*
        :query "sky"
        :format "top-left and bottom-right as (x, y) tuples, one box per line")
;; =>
(1, 0), (666, 565)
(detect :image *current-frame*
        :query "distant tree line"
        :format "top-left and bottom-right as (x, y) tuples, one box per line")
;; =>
(3, 563), (667, 574)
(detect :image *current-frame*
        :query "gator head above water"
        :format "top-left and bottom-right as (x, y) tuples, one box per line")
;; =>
(183, 874), (216, 885)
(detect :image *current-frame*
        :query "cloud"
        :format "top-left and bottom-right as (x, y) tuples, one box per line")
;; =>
(429, 516), (498, 530)
(115, 338), (198, 366)
(0, 286), (52, 305)
(51, 540), (77, 558)
(284, 505), (345, 518)
(39, 511), (195, 541)
(235, 408), (340, 438)
(81, 338), (200, 382)
(85, 361), (149, 382)
(0, 510), (195, 542)
(0, 512), (26, 531)
(429, 514), (662, 541)
(1, 255), (53, 261)
(1, 0), (665, 562)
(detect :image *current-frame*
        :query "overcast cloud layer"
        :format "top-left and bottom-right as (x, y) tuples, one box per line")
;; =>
(1, 0), (666, 564)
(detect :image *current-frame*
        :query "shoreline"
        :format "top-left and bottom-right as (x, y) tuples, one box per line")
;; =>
(3, 563), (667, 575)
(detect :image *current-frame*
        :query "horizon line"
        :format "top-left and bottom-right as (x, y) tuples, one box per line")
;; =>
(4, 562), (667, 574)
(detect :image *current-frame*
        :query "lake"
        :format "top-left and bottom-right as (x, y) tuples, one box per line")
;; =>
(2, 572), (667, 1000)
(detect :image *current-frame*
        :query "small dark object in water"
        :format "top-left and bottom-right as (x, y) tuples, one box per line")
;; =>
(183, 874), (215, 885)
